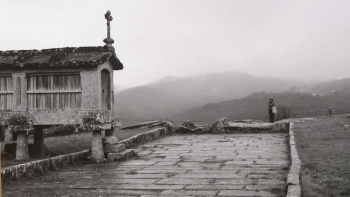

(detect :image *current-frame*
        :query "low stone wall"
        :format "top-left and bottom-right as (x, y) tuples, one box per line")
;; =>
(1, 150), (89, 183)
(176, 120), (289, 134)
(226, 122), (289, 133)
(286, 122), (302, 197)
(120, 120), (162, 130)
(118, 127), (171, 149)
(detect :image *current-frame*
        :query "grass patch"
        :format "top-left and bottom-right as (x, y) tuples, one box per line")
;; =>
(293, 115), (350, 197)
(1, 127), (157, 168)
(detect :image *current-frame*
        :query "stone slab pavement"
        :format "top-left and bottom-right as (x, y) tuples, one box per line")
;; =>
(3, 133), (289, 197)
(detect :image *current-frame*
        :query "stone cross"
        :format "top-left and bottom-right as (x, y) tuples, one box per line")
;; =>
(103, 10), (114, 45)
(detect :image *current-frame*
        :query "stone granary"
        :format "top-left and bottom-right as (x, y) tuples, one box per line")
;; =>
(0, 10), (123, 161)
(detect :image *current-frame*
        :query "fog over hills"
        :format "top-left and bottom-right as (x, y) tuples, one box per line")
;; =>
(114, 71), (308, 120)
(173, 91), (350, 122)
(312, 78), (350, 94)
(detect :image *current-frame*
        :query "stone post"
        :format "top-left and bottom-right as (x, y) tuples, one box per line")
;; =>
(16, 130), (29, 160)
(91, 130), (104, 162)
(4, 126), (12, 142)
(33, 126), (45, 157)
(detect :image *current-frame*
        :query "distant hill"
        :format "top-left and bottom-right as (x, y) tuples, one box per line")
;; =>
(114, 85), (129, 93)
(114, 71), (297, 120)
(147, 76), (181, 86)
(172, 92), (350, 122)
(289, 78), (350, 95)
(312, 78), (350, 94)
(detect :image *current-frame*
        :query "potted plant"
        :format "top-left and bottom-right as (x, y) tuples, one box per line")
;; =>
(7, 113), (34, 160)
(81, 112), (111, 162)
(7, 113), (33, 132)
(81, 112), (111, 130)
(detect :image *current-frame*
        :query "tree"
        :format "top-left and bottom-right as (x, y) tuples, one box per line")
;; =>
(276, 105), (295, 121)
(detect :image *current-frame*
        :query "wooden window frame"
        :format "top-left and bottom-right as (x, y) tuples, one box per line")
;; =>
(0, 74), (13, 111)
(26, 72), (82, 110)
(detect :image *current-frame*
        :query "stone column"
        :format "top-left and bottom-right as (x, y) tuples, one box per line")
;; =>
(33, 126), (45, 157)
(91, 130), (104, 162)
(4, 126), (13, 142)
(16, 130), (29, 160)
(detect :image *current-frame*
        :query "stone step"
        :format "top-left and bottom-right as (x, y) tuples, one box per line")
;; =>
(104, 143), (125, 153)
(107, 149), (136, 161)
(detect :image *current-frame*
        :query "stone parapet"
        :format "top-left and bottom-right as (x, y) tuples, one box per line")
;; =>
(286, 122), (302, 197)
(1, 149), (89, 183)
(118, 127), (169, 149)
(175, 120), (289, 134)
(226, 122), (288, 133)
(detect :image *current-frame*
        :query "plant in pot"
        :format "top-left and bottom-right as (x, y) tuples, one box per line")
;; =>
(81, 112), (111, 130)
(81, 112), (112, 162)
(7, 113), (34, 160)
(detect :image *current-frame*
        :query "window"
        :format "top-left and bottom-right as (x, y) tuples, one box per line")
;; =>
(0, 75), (13, 111)
(27, 73), (82, 109)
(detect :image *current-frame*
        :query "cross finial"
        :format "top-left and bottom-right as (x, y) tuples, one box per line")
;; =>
(103, 10), (114, 46)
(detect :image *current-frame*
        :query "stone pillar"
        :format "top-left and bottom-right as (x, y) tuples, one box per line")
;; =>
(102, 129), (118, 144)
(16, 131), (29, 160)
(4, 126), (12, 142)
(33, 126), (45, 157)
(91, 130), (104, 162)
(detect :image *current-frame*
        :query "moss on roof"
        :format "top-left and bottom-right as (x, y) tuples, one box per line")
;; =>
(0, 46), (123, 70)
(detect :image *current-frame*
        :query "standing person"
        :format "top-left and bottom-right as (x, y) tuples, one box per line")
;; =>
(328, 107), (333, 117)
(268, 99), (276, 123)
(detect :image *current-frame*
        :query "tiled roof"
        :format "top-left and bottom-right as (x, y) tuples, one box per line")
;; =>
(0, 46), (123, 70)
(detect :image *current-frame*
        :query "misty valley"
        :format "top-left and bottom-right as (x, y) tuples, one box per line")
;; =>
(114, 71), (350, 126)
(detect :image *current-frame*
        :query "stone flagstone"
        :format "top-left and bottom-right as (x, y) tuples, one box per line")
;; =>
(3, 133), (289, 196)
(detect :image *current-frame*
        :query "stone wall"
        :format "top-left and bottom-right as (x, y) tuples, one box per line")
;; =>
(286, 122), (302, 197)
(119, 127), (172, 149)
(176, 120), (289, 134)
(1, 150), (89, 182)
(226, 122), (288, 133)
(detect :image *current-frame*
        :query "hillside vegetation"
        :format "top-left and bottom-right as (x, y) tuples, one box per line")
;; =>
(172, 92), (350, 122)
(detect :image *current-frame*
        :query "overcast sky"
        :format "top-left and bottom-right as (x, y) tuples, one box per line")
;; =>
(1, 0), (350, 87)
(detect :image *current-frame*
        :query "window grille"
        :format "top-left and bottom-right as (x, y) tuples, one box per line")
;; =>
(27, 73), (82, 109)
(0, 75), (13, 111)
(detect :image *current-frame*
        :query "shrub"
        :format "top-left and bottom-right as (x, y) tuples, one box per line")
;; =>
(276, 105), (295, 121)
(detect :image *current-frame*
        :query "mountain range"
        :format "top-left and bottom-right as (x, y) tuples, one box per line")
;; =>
(114, 71), (324, 120)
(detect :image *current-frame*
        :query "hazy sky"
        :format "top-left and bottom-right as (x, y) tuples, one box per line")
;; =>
(1, 0), (350, 87)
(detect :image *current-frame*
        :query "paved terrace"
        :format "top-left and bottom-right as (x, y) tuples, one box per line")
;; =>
(3, 133), (289, 197)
